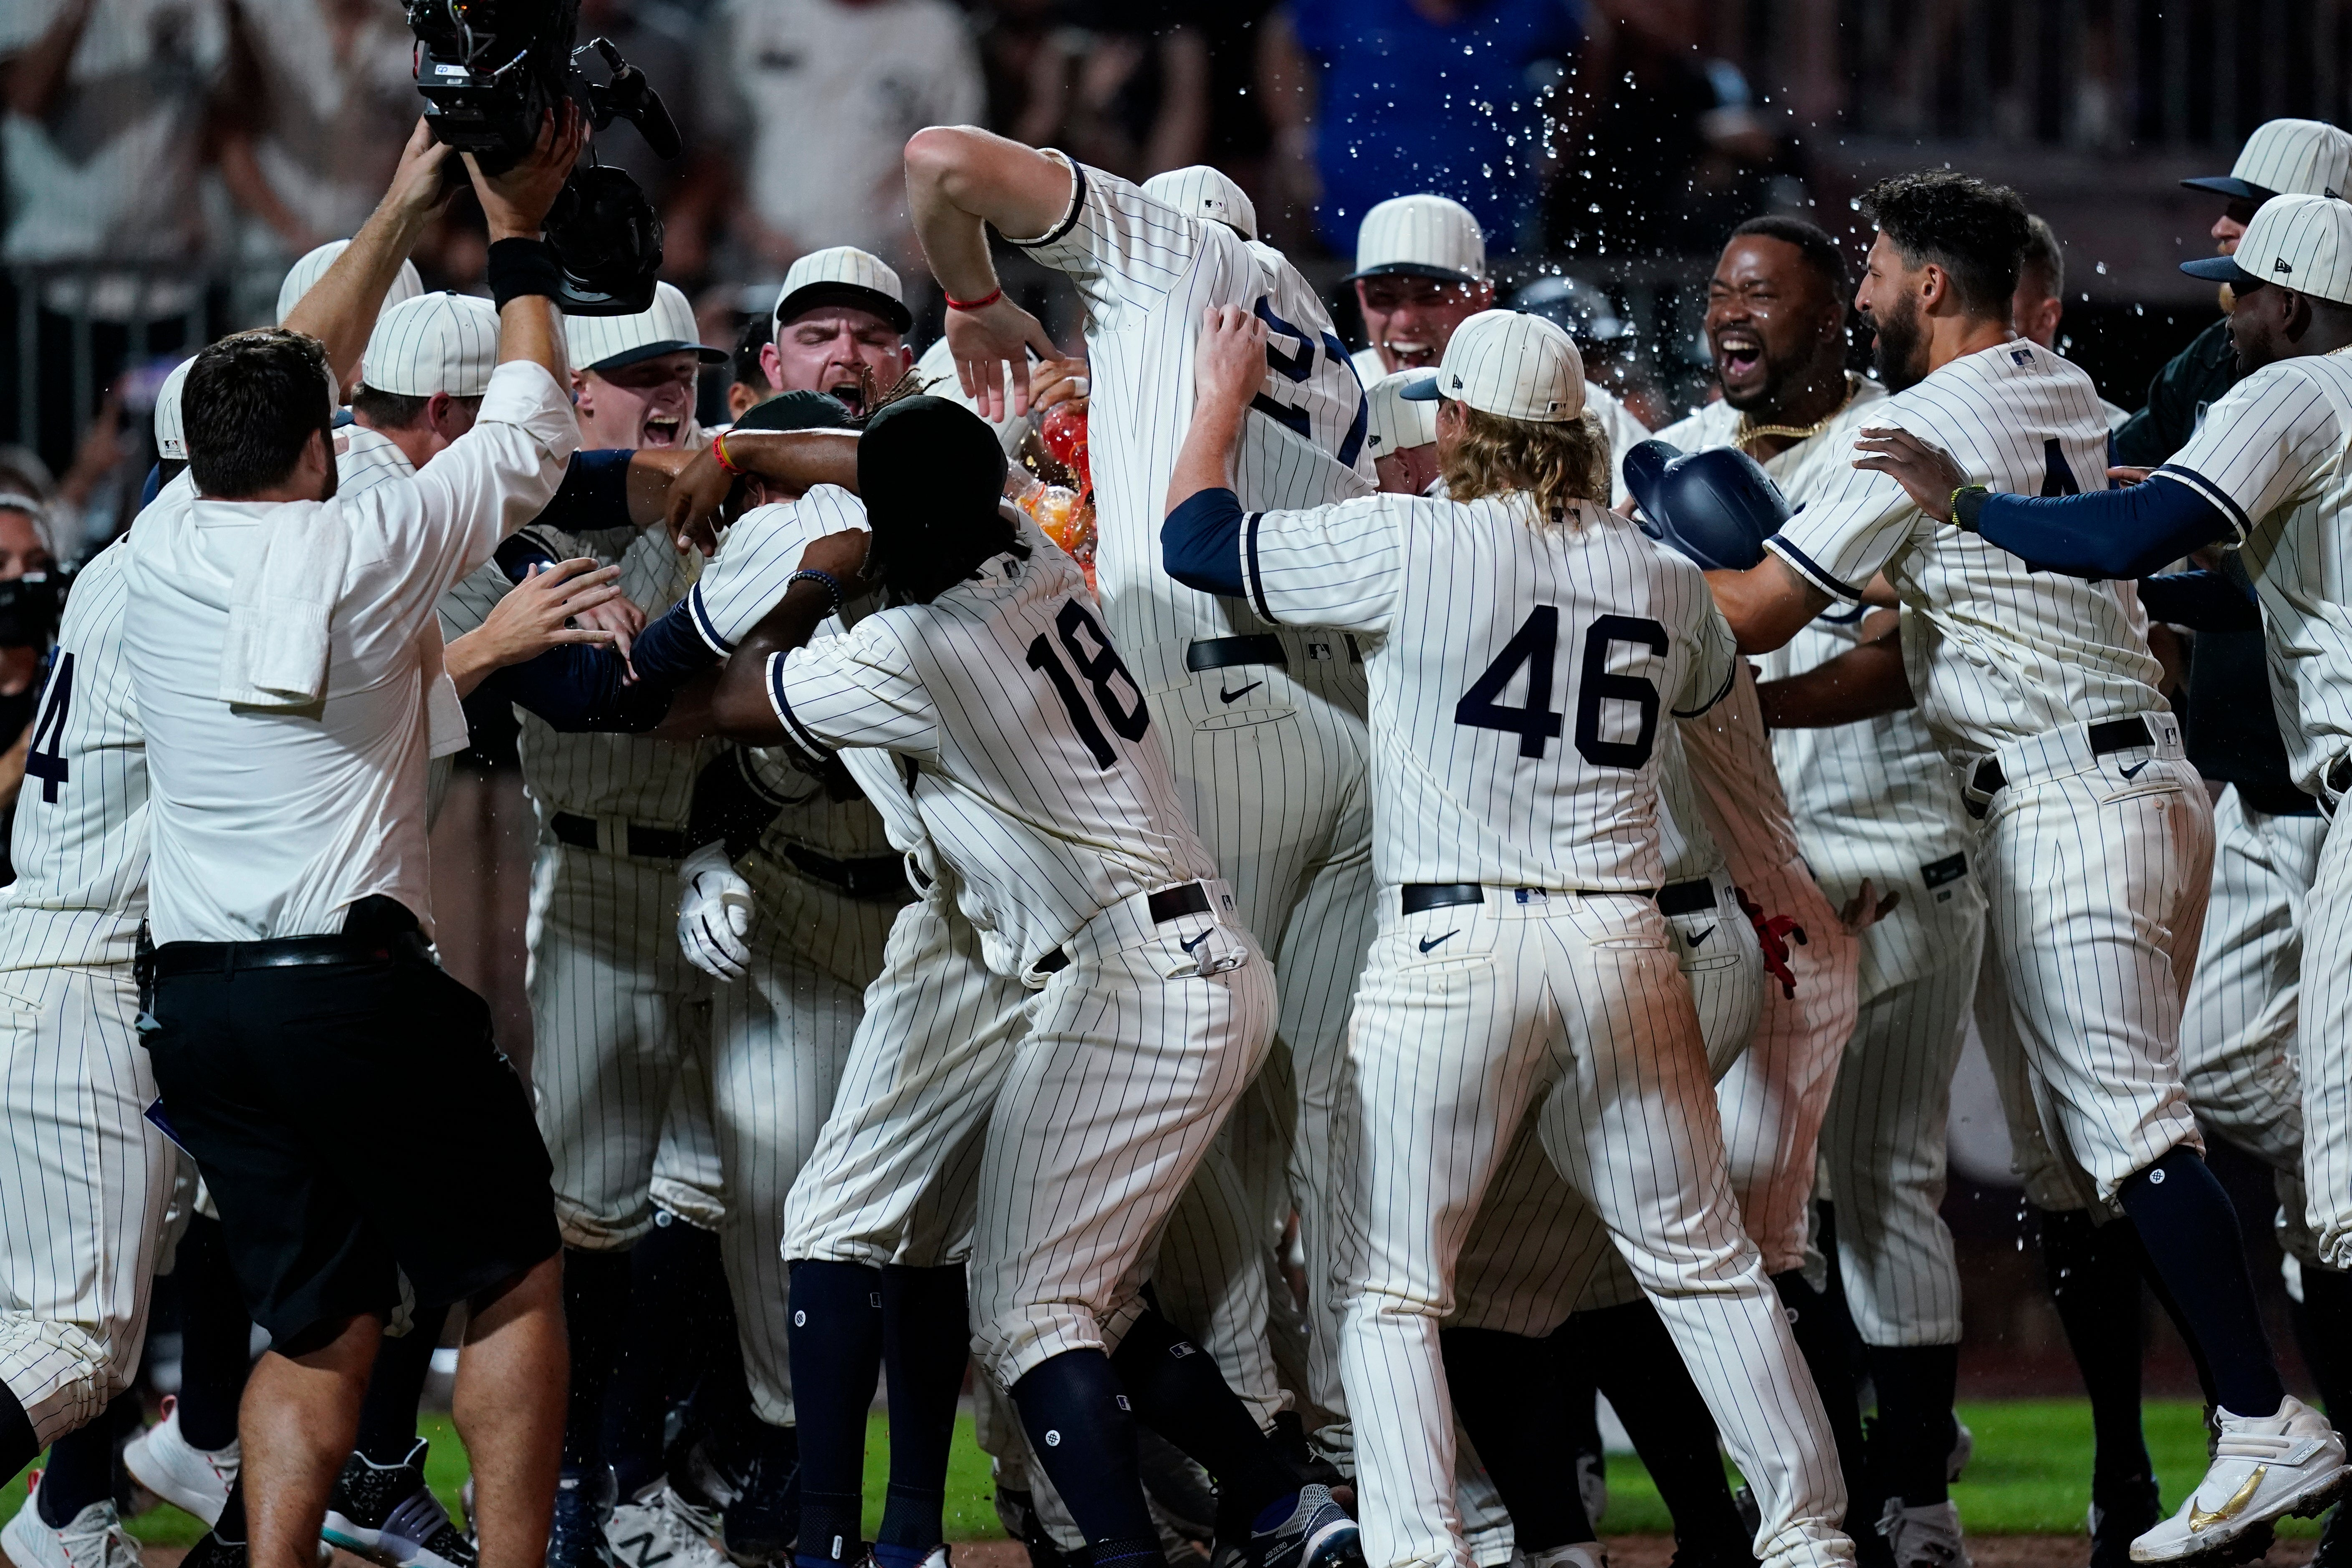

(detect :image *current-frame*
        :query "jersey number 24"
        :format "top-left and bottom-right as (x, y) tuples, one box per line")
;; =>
(1456, 609), (1666, 768)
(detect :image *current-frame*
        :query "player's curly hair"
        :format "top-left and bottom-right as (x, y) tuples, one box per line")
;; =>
(1860, 170), (2034, 321)
(1441, 404), (1610, 528)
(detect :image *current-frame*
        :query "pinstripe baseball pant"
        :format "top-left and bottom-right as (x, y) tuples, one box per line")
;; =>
(2298, 786), (2352, 1271)
(0, 964), (183, 1444)
(966, 887), (1274, 1393)
(1333, 891), (1851, 1568)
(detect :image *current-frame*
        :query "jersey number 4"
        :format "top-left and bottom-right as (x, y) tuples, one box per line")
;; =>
(25, 651), (70, 802)
(1027, 601), (1151, 769)
(1248, 298), (1369, 470)
(1455, 610), (1666, 768)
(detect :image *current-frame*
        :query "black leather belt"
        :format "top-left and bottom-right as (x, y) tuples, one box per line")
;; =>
(1187, 635), (1287, 672)
(1967, 715), (2156, 816)
(154, 929), (430, 980)
(1657, 878), (1717, 917)
(1402, 883), (1655, 915)
(783, 844), (911, 902)
(1034, 882), (1214, 974)
(551, 811), (691, 861)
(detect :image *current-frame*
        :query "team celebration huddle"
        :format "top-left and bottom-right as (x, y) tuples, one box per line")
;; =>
(11, 31), (2352, 1568)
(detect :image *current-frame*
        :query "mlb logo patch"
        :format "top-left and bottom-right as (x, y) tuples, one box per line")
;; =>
(2010, 347), (2033, 366)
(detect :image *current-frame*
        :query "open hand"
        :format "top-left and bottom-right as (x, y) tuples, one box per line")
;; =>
(465, 102), (588, 241)
(945, 296), (1063, 422)
(1194, 305), (1268, 416)
(667, 446), (743, 556)
(1852, 425), (1967, 518)
(1838, 877), (1901, 933)
(387, 118), (457, 226)
(472, 558), (625, 667)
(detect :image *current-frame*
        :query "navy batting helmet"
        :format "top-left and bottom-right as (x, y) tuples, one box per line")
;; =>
(1621, 439), (1791, 572)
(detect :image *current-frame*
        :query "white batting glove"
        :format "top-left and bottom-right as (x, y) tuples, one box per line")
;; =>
(677, 842), (755, 981)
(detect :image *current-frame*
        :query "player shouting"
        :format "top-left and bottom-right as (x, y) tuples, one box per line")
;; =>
(1163, 305), (1855, 1568)
(1704, 169), (2347, 1564)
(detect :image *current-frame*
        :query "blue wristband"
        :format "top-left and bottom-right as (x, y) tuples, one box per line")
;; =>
(788, 568), (845, 613)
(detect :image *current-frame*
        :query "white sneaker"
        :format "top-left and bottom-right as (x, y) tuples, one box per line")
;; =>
(122, 1399), (239, 1526)
(1, 1484), (144, 1568)
(605, 1485), (730, 1568)
(2131, 1396), (2349, 1562)
(1877, 1499), (1970, 1568)
(1525, 1545), (1608, 1568)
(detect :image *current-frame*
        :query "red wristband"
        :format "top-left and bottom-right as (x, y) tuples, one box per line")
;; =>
(712, 432), (743, 477)
(945, 286), (1005, 312)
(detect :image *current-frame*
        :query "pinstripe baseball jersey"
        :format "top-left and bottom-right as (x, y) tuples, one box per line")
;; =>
(337, 422), (417, 497)
(762, 513), (1218, 976)
(1240, 493), (1737, 890)
(0, 537), (148, 971)
(1655, 727), (1725, 885)
(1658, 386), (1976, 880)
(1012, 153), (1373, 651)
(2157, 350), (2352, 794)
(1766, 338), (2166, 755)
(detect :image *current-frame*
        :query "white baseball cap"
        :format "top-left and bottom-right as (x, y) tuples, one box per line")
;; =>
(361, 292), (501, 398)
(2185, 119), (2352, 202)
(1365, 369), (1439, 457)
(1400, 310), (1585, 422)
(1141, 167), (1258, 242)
(1345, 194), (1486, 285)
(2183, 194), (2352, 306)
(773, 247), (912, 336)
(275, 240), (425, 325)
(154, 357), (193, 461)
(568, 280), (728, 374)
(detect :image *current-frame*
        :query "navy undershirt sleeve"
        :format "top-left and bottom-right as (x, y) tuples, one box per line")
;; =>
(2136, 570), (2263, 632)
(1962, 478), (2235, 581)
(533, 448), (635, 537)
(627, 599), (723, 692)
(1161, 487), (1249, 598)
(481, 645), (673, 732)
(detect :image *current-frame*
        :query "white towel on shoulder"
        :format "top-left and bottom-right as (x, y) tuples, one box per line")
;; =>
(216, 498), (349, 708)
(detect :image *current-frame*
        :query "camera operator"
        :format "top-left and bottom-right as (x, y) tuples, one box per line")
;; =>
(121, 104), (586, 1568)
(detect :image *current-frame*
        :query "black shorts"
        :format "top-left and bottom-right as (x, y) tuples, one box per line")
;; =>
(145, 914), (559, 1348)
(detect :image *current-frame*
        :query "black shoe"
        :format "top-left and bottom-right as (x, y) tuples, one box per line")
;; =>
(551, 1467), (621, 1568)
(994, 1488), (1075, 1568)
(2315, 1502), (2351, 1568)
(1136, 1427), (1216, 1550)
(718, 1447), (798, 1567)
(1267, 1414), (1345, 1494)
(2087, 1474), (2162, 1568)
(184, 1532), (248, 1568)
(325, 1440), (477, 1568)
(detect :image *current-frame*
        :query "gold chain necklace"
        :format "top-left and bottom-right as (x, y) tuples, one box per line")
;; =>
(1734, 374), (1860, 452)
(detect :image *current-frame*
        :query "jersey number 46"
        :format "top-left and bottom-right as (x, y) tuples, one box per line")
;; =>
(1456, 609), (1666, 769)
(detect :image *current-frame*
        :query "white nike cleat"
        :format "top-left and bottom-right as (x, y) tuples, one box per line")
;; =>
(2132, 1396), (2349, 1563)
(1524, 1545), (1608, 1568)
(1878, 1499), (1970, 1568)
(1, 1484), (144, 1568)
(606, 1484), (731, 1568)
(122, 1399), (239, 1526)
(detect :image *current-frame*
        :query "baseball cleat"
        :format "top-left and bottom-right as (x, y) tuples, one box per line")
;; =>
(1574, 1452), (1608, 1530)
(992, 1486), (1075, 1568)
(323, 1439), (476, 1568)
(1238, 1484), (1362, 1568)
(1947, 1421), (1975, 1485)
(1526, 1545), (1608, 1568)
(717, 1447), (798, 1568)
(2088, 1475), (2163, 1568)
(122, 1399), (238, 1526)
(550, 1466), (620, 1568)
(1876, 1499), (1969, 1568)
(2, 1484), (143, 1568)
(606, 1484), (730, 1568)
(179, 1531), (248, 1568)
(2131, 1396), (2348, 1562)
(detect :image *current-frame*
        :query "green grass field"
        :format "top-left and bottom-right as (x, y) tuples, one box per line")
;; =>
(0, 1402), (2325, 1547)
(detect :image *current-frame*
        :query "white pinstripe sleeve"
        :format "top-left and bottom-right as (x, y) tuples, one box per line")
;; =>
(690, 486), (872, 653)
(1008, 153), (1205, 326)
(2156, 361), (2342, 540)
(764, 621), (937, 761)
(1241, 493), (1409, 634)
(1763, 458), (1919, 603)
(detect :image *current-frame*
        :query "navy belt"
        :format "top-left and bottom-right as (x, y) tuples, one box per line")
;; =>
(783, 844), (911, 903)
(1035, 882), (1213, 974)
(1187, 635), (1287, 672)
(1967, 715), (2156, 817)
(1399, 884), (1647, 915)
(551, 812), (691, 861)
(154, 928), (429, 980)
(1657, 877), (1717, 917)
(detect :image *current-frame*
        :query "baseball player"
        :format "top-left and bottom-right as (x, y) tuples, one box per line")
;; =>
(1346, 194), (1654, 490)
(1363, 372), (1442, 497)
(904, 129), (1373, 1464)
(1706, 169), (2342, 1564)
(760, 247), (918, 418)
(1164, 304), (1853, 1568)
(275, 237), (427, 401)
(1656, 215), (1986, 1568)
(700, 394), (1359, 1568)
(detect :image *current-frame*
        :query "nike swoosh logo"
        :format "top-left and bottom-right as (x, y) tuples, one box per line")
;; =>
(1418, 930), (1459, 953)
(2190, 1465), (2267, 1532)
(1688, 926), (1715, 947)
(1219, 681), (1263, 703)
(2120, 759), (2151, 778)
(1179, 929), (1212, 953)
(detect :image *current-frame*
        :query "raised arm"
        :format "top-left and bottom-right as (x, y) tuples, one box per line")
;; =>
(281, 120), (455, 392)
(902, 126), (1071, 419)
(1162, 306), (1268, 599)
(471, 107), (587, 389)
(1705, 556), (1834, 655)
(664, 430), (863, 554)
